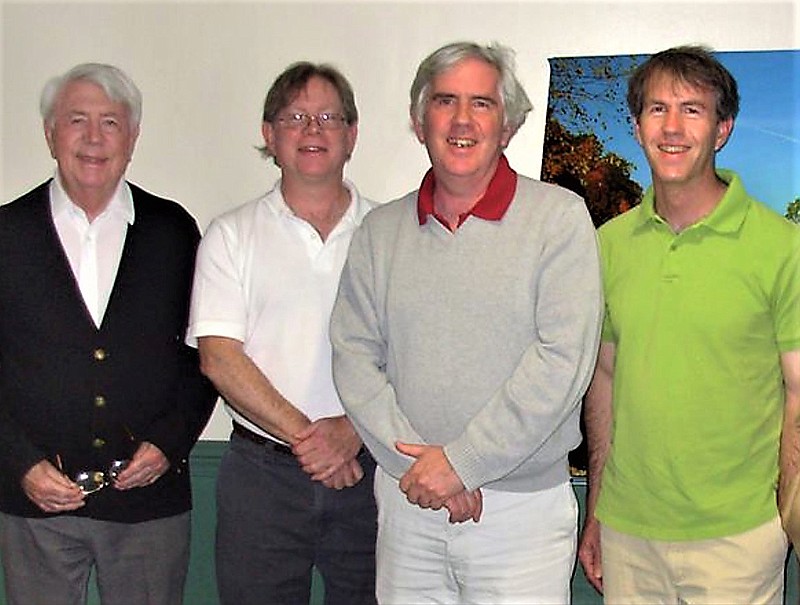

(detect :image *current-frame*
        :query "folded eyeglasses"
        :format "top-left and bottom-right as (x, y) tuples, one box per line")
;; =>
(56, 455), (131, 495)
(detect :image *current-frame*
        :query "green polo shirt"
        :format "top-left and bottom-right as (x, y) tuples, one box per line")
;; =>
(596, 170), (800, 541)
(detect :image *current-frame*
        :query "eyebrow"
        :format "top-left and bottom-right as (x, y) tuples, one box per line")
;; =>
(64, 109), (124, 117)
(646, 98), (708, 109)
(430, 92), (498, 104)
(472, 95), (498, 105)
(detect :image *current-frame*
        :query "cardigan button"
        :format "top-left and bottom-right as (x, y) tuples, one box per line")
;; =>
(94, 395), (106, 408)
(92, 437), (106, 449)
(93, 348), (107, 361)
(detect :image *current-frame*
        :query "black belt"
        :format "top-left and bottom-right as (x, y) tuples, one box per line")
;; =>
(232, 420), (369, 460)
(232, 421), (294, 456)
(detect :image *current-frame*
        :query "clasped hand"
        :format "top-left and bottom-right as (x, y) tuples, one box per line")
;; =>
(396, 442), (482, 523)
(293, 416), (364, 490)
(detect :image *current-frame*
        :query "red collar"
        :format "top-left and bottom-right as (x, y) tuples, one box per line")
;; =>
(417, 155), (518, 229)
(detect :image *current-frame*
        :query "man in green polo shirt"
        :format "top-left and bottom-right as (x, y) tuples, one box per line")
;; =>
(578, 45), (800, 604)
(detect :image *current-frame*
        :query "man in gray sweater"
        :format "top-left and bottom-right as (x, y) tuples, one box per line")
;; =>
(331, 41), (602, 603)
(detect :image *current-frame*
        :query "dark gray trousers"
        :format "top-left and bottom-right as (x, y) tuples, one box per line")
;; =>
(215, 433), (377, 605)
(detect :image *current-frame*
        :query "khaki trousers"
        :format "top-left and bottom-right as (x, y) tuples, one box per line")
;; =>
(601, 516), (787, 605)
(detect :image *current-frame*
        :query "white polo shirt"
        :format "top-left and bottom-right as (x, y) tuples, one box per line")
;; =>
(187, 179), (374, 438)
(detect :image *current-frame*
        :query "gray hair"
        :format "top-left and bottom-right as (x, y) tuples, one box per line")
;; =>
(40, 63), (142, 128)
(410, 41), (532, 136)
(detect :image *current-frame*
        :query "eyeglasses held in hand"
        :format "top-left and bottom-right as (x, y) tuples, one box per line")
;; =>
(276, 112), (348, 130)
(71, 459), (131, 495)
(55, 455), (131, 495)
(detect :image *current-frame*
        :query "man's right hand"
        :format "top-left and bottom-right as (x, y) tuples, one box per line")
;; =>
(21, 460), (84, 513)
(321, 458), (364, 490)
(578, 515), (604, 594)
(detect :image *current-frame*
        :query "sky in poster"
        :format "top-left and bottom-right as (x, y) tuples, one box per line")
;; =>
(548, 50), (799, 215)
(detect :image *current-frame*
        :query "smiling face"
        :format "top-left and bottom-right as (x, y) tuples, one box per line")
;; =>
(413, 57), (511, 196)
(262, 76), (357, 185)
(45, 79), (138, 216)
(635, 70), (733, 193)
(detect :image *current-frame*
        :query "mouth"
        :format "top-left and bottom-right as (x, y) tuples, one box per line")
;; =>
(299, 145), (327, 153)
(447, 137), (476, 149)
(657, 144), (689, 154)
(78, 154), (107, 165)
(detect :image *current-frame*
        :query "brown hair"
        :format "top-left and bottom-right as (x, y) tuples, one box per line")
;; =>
(627, 45), (739, 122)
(261, 62), (357, 125)
(258, 62), (357, 162)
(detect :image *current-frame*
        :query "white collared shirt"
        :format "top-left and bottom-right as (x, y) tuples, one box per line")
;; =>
(187, 180), (374, 436)
(49, 172), (135, 328)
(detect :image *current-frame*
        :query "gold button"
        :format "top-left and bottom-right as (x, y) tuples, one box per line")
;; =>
(93, 437), (106, 449)
(94, 395), (106, 407)
(93, 348), (107, 361)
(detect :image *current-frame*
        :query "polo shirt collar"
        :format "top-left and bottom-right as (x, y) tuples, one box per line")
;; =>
(417, 154), (518, 228)
(635, 169), (749, 234)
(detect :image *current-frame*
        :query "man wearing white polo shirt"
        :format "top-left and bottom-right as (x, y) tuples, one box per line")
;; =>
(187, 62), (377, 605)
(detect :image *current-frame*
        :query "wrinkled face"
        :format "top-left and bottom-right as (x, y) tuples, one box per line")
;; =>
(413, 57), (511, 192)
(262, 76), (357, 183)
(45, 79), (138, 210)
(635, 71), (732, 190)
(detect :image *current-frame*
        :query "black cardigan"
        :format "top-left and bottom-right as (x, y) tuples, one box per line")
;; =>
(0, 181), (217, 522)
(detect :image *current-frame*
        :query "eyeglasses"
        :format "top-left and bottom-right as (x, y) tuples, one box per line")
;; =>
(54, 455), (130, 495)
(276, 112), (348, 130)
(55, 423), (135, 495)
(70, 459), (131, 495)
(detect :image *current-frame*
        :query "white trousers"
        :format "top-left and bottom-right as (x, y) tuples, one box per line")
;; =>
(374, 468), (577, 604)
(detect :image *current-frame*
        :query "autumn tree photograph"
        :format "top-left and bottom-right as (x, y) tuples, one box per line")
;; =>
(542, 50), (799, 228)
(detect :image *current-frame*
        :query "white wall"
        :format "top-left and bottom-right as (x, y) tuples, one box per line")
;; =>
(2, 0), (798, 439)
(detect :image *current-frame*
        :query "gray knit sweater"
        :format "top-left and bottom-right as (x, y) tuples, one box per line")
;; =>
(331, 175), (602, 492)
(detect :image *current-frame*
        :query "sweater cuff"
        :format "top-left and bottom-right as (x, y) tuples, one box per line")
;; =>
(444, 440), (485, 492)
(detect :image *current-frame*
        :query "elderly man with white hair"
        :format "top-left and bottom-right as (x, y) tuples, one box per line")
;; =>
(0, 63), (216, 605)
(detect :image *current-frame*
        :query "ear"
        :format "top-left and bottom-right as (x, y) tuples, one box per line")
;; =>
(261, 121), (276, 156)
(345, 122), (358, 159)
(44, 121), (57, 159)
(126, 126), (140, 160)
(411, 115), (425, 145)
(714, 116), (734, 152)
(633, 118), (643, 146)
(499, 123), (514, 149)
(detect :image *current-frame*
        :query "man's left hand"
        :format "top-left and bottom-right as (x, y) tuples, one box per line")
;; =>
(396, 442), (464, 509)
(113, 441), (170, 490)
(444, 489), (483, 523)
(293, 416), (362, 483)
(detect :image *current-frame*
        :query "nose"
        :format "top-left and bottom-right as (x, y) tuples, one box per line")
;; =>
(84, 119), (103, 143)
(662, 108), (682, 134)
(453, 99), (472, 124)
(302, 114), (323, 132)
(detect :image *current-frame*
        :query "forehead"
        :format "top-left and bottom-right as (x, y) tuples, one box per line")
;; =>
(285, 75), (343, 109)
(55, 79), (129, 116)
(644, 70), (716, 104)
(430, 57), (501, 96)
